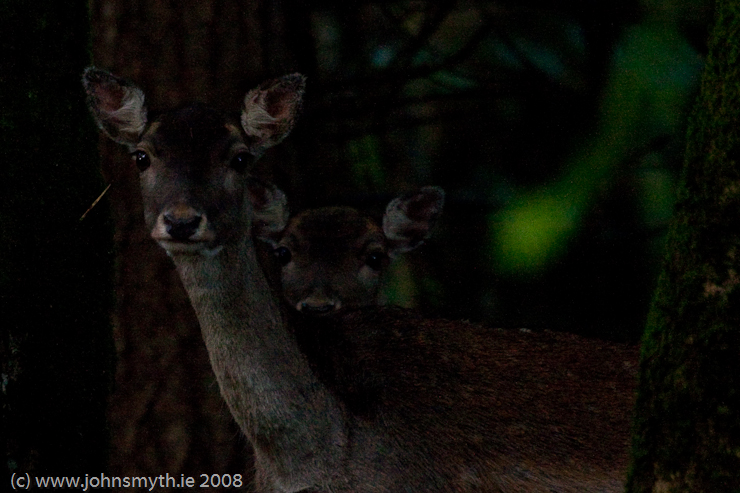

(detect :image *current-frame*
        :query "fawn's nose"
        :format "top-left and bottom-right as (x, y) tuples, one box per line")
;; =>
(163, 210), (203, 241)
(299, 302), (336, 315)
(296, 296), (342, 316)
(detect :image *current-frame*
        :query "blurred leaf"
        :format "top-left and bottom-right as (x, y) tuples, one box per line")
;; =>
(426, 7), (484, 59)
(381, 256), (418, 308)
(490, 191), (581, 275)
(489, 19), (702, 277)
(514, 38), (568, 81)
(479, 12), (588, 89)
(372, 45), (396, 68)
(403, 11), (424, 37)
(430, 70), (477, 90)
(346, 134), (385, 191)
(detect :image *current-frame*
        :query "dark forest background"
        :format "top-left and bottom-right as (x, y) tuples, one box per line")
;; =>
(3, 0), (713, 489)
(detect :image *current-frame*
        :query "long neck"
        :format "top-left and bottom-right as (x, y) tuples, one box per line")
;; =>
(170, 232), (347, 482)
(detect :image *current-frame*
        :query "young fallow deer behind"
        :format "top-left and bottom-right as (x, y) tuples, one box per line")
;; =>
(84, 67), (638, 492)
(255, 187), (444, 316)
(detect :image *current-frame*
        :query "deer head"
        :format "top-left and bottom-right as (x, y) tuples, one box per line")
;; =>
(255, 187), (444, 315)
(82, 67), (304, 256)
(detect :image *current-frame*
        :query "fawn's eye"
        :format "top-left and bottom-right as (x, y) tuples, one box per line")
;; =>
(273, 246), (292, 266)
(133, 151), (150, 171)
(230, 152), (252, 173)
(365, 252), (386, 271)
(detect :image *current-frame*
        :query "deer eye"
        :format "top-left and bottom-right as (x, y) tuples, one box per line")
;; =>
(133, 150), (150, 171)
(365, 252), (386, 271)
(230, 152), (253, 173)
(273, 246), (292, 266)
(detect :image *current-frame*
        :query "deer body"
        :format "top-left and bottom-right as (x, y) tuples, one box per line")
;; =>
(84, 68), (637, 492)
(291, 308), (635, 491)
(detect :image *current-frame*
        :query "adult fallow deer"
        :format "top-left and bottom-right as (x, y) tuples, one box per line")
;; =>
(84, 67), (638, 492)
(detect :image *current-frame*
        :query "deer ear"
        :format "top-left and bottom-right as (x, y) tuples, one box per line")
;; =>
(383, 187), (445, 257)
(82, 67), (147, 148)
(241, 74), (306, 157)
(248, 179), (289, 246)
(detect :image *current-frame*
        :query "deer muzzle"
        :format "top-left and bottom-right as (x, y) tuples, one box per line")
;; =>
(151, 204), (218, 254)
(296, 296), (342, 316)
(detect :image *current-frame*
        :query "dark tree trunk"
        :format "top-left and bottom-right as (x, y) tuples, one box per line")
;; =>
(628, 1), (740, 491)
(89, 0), (310, 486)
(1, 0), (114, 482)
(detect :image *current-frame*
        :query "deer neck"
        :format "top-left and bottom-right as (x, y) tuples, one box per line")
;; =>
(168, 232), (348, 484)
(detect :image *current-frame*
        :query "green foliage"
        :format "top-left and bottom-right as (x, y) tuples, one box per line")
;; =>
(347, 134), (386, 191)
(489, 16), (703, 276)
(298, 1), (710, 337)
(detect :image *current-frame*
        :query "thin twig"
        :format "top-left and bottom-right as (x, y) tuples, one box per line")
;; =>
(79, 183), (112, 221)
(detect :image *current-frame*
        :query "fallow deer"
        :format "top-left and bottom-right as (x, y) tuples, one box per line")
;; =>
(84, 67), (638, 492)
(255, 187), (444, 316)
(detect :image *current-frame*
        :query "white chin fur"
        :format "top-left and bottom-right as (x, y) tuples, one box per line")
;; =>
(201, 245), (224, 257)
(158, 241), (224, 257)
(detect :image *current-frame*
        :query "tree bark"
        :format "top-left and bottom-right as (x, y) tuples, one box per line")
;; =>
(1, 0), (113, 481)
(628, 1), (740, 491)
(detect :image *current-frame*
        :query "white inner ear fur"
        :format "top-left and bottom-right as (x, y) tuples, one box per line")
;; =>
(251, 185), (290, 248)
(382, 187), (444, 255)
(382, 198), (417, 243)
(254, 187), (289, 235)
(110, 85), (147, 137)
(241, 89), (277, 140)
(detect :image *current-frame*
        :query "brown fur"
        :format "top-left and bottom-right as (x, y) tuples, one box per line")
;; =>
(278, 207), (387, 313)
(290, 307), (637, 491)
(260, 187), (445, 316)
(84, 67), (638, 492)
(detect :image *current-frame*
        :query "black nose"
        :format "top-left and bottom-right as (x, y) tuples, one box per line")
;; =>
(164, 214), (202, 241)
(300, 303), (337, 315)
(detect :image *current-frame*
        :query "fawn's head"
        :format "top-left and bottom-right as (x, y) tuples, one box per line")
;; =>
(82, 67), (303, 256)
(257, 187), (444, 315)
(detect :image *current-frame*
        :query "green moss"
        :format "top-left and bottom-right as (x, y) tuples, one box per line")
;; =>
(627, 3), (740, 490)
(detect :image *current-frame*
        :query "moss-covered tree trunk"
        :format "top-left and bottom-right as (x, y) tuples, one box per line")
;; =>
(1, 0), (114, 481)
(628, 1), (740, 491)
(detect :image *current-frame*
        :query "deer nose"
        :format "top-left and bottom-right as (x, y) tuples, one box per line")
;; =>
(296, 298), (342, 316)
(163, 212), (202, 241)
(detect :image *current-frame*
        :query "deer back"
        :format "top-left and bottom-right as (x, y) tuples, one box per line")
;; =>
(292, 307), (638, 491)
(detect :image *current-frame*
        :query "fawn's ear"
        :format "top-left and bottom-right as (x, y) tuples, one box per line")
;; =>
(383, 186), (445, 257)
(241, 74), (306, 157)
(82, 67), (147, 148)
(248, 179), (289, 246)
